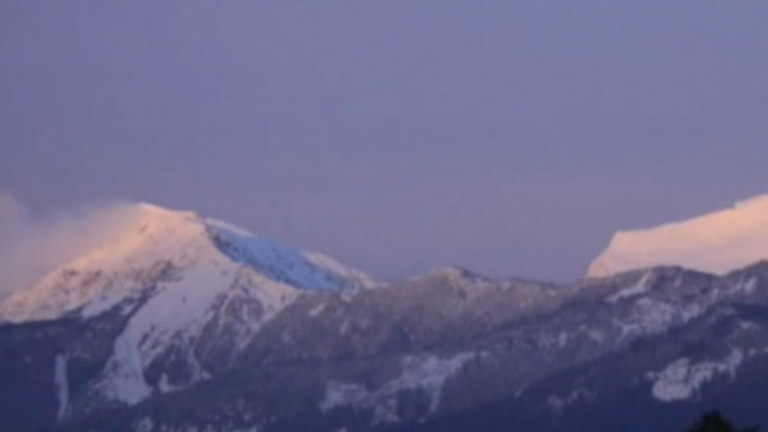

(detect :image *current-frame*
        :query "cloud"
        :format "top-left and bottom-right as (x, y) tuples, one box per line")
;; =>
(0, 193), (140, 300)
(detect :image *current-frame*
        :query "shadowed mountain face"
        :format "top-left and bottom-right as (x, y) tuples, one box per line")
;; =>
(3, 204), (768, 432)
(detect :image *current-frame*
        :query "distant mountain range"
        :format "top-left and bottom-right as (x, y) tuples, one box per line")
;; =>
(3, 199), (768, 432)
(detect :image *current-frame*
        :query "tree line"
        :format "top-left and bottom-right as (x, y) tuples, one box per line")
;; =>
(687, 411), (759, 432)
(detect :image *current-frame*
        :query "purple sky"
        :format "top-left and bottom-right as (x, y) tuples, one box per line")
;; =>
(2, 1), (767, 282)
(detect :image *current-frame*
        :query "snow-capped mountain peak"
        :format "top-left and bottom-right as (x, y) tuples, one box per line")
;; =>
(0, 202), (375, 323)
(588, 194), (768, 277)
(0, 202), (378, 405)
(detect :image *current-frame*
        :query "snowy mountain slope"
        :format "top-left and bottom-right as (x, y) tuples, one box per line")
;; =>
(0, 203), (374, 324)
(0, 203), (376, 408)
(0, 203), (208, 323)
(588, 195), (768, 277)
(26, 261), (768, 432)
(7, 200), (768, 431)
(419, 301), (768, 432)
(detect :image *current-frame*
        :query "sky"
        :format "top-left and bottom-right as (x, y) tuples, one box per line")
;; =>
(1, 1), (767, 282)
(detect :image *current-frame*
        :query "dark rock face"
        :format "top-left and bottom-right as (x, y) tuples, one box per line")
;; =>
(5, 263), (768, 432)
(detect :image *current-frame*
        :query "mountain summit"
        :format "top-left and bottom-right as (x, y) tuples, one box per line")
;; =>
(0, 202), (375, 405)
(0, 202), (374, 323)
(588, 194), (768, 277)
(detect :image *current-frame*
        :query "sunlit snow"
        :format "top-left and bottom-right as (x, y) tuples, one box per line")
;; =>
(589, 194), (768, 277)
(647, 350), (743, 402)
(0, 203), (376, 406)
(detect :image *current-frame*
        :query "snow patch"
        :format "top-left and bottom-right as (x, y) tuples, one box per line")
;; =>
(340, 319), (350, 335)
(157, 374), (178, 393)
(319, 382), (369, 412)
(54, 355), (69, 419)
(613, 297), (677, 338)
(607, 273), (652, 303)
(99, 331), (153, 405)
(738, 276), (758, 295)
(587, 330), (605, 344)
(308, 302), (326, 317)
(739, 320), (760, 332)
(540, 331), (569, 349)
(319, 353), (476, 425)
(546, 388), (591, 414)
(135, 417), (154, 432)
(647, 349), (743, 402)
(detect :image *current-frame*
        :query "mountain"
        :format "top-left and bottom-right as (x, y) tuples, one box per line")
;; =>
(416, 263), (768, 432)
(589, 195), (768, 277)
(3, 201), (768, 432)
(0, 203), (374, 324)
(0, 203), (375, 411)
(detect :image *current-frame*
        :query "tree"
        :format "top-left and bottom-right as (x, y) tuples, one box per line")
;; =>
(686, 411), (759, 432)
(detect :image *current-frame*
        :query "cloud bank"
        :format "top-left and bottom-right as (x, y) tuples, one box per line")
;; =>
(0, 193), (139, 300)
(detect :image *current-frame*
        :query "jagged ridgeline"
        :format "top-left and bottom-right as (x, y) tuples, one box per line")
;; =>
(3, 200), (768, 432)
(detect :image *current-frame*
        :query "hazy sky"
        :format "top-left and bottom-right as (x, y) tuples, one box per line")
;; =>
(2, 1), (767, 282)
